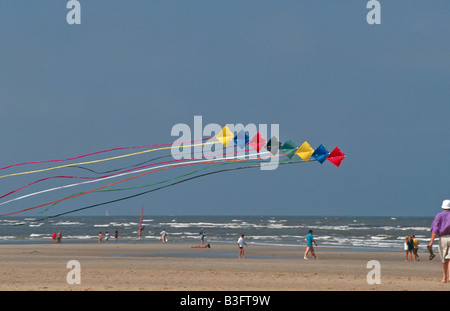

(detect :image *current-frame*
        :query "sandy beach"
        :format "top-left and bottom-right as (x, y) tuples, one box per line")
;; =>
(0, 242), (446, 292)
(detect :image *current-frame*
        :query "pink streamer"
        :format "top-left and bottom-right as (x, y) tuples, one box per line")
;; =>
(0, 149), (248, 201)
(0, 138), (211, 171)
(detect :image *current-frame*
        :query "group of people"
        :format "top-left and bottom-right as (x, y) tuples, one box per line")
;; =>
(403, 199), (450, 283)
(237, 230), (319, 260)
(404, 235), (420, 262)
(398, 199), (450, 283)
(98, 229), (119, 243)
(44, 199), (450, 284)
(51, 231), (62, 243)
(159, 226), (317, 260)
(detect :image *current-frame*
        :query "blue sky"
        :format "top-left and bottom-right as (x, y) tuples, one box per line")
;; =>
(0, 1), (449, 217)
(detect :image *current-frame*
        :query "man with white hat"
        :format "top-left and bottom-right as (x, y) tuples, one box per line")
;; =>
(429, 199), (450, 283)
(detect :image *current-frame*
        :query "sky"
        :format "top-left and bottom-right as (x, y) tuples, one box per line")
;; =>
(0, 1), (449, 217)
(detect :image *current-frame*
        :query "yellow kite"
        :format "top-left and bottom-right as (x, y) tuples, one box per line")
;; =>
(295, 141), (314, 162)
(216, 126), (234, 147)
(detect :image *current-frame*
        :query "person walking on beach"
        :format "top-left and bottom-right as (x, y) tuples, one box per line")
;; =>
(237, 234), (248, 259)
(304, 230), (318, 260)
(412, 235), (420, 261)
(404, 236), (412, 262)
(200, 228), (205, 245)
(407, 235), (414, 260)
(51, 232), (56, 243)
(429, 199), (450, 283)
(160, 228), (168, 244)
(114, 229), (119, 241)
(98, 232), (103, 243)
(105, 231), (110, 243)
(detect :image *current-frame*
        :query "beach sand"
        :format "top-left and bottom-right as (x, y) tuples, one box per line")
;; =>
(0, 242), (446, 291)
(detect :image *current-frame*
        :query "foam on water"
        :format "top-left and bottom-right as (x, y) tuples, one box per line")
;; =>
(0, 215), (435, 251)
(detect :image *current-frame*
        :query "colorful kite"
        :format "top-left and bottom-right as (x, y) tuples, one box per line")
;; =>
(249, 132), (266, 153)
(327, 147), (346, 167)
(266, 136), (282, 155)
(233, 130), (250, 148)
(295, 141), (314, 162)
(312, 144), (329, 164)
(0, 124), (345, 219)
(280, 139), (298, 159)
(215, 126), (234, 146)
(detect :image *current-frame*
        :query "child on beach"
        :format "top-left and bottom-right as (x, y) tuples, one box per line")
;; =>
(304, 230), (318, 260)
(412, 235), (420, 261)
(160, 228), (168, 244)
(237, 234), (248, 259)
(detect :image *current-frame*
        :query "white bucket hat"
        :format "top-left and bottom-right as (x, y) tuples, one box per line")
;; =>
(441, 200), (450, 210)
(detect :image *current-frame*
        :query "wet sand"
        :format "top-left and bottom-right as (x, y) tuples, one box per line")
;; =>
(0, 242), (446, 291)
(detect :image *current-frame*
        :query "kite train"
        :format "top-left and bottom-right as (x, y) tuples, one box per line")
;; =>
(0, 126), (345, 220)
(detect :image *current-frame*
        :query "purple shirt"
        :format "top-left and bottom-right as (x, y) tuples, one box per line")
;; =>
(431, 210), (450, 236)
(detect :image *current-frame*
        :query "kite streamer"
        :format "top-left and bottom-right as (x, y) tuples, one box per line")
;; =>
(0, 149), (255, 204)
(0, 125), (346, 219)
(0, 138), (210, 172)
(0, 139), (216, 179)
(35, 159), (311, 221)
(0, 153), (275, 216)
(41, 156), (303, 213)
(68, 154), (172, 175)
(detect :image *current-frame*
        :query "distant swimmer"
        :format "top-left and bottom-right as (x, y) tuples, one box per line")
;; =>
(160, 228), (168, 244)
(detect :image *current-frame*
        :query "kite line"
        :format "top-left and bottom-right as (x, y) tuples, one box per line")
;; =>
(0, 139), (216, 179)
(0, 154), (277, 216)
(40, 156), (304, 214)
(35, 159), (314, 221)
(0, 149), (259, 205)
(0, 125), (346, 219)
(0, 138), (210, 172)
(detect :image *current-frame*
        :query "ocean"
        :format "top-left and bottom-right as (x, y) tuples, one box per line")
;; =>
(0, 215), (434, 252)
